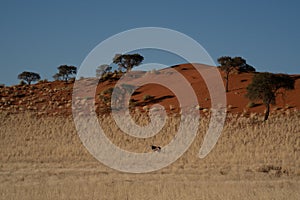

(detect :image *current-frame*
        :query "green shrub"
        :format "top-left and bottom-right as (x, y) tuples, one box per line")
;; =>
(102, 87), (114, 95)
(247, 102), (256, 108)
(19, 80), (27, 85)
(143, 94), (154, 101)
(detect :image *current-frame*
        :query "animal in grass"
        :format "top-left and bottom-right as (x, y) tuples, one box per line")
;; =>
(151, 145), (161, 152)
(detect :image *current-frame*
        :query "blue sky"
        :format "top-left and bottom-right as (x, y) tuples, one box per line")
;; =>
(0, 0), (299, 85)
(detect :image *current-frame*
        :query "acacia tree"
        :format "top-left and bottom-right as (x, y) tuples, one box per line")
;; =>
(246, 72), (295, 121)
(96, 64), (112, 78)
(218, 56), (248, 92)
(113, 53), (144, 72)
(53, 65), (77, 82)
(17, 71), (41, 85)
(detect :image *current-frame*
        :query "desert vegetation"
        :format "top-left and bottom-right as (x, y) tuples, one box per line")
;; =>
(0, 110), (300, 199)
(53, 65), (77, 82)
(246, 72), (295, 120)
(96, 64), (112, 79)
(217, 56), (255, 92)
(113, 53), (144, 72)
(17, 71), (41, 85)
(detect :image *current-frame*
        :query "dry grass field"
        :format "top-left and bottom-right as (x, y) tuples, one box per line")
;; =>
(1, 110), (300, 199)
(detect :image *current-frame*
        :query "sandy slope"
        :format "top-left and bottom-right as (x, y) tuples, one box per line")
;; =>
(1, 111), (300, 199)
(0, 64), (299, 117)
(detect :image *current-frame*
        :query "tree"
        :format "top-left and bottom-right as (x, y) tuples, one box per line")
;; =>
(238, 64), (256, 73)
(53, 65), (77, 82)
(96, 64), (112, 78)
(246, 72), (295, 121)
(113, 53), (144, 72)
(218, 56), (249, 92)
(218, 56), (235, 92)
(232, 56), (247, 68)
(17, 71), (41, 85)
(53, 73), (62, 81)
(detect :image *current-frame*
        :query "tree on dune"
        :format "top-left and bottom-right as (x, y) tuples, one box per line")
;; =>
(17, 71), (41, 85)
(53, 65), (77, 82)
(96, 64), (112, 79)
(218, 56), (255, 92)
(113, 53), (144, 72)
(246, 72), (295, 121)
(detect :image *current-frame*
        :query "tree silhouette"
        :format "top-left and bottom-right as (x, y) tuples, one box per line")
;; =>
(17, 71), (41, 85)
(239, 64), (256, 73)
(96, 64), (112, 78)
(113, 53), (144, 72)
(218, 56), (254, 92)
(246, 72), (295, 121)
(218, 56), (235, 92)
(53, 65), (77, 82)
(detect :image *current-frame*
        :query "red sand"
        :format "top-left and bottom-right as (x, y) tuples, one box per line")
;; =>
(0, 63), (299, 116)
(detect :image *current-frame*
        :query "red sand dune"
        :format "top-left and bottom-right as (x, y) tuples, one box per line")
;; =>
(0, 63), (299, 116)
(118, 63), (300, 115)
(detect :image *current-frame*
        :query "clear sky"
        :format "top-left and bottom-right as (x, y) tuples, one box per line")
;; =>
(0, 0), (299, 85)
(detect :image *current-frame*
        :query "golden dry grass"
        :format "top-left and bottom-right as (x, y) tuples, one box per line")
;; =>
(1, 111), (300, 199)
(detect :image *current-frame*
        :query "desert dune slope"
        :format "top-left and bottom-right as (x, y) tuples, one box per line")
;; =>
(0, 64), (299, 116)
